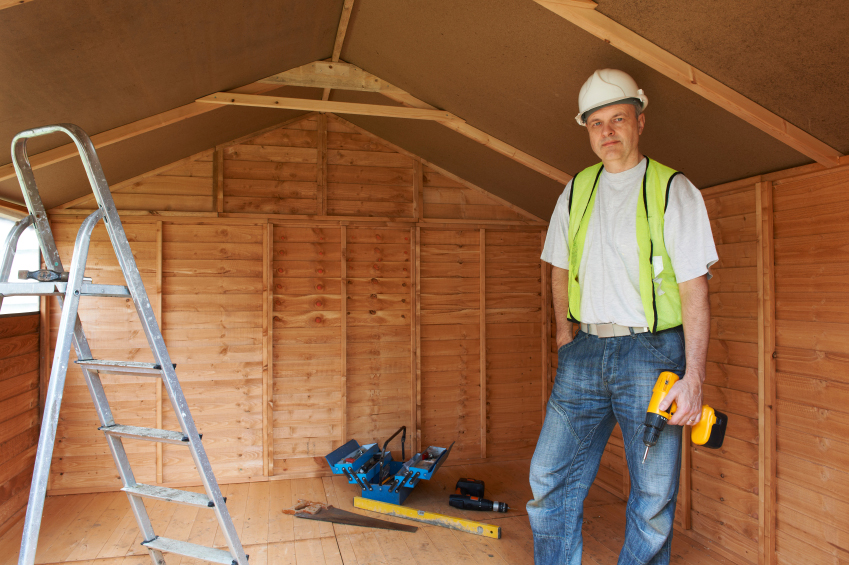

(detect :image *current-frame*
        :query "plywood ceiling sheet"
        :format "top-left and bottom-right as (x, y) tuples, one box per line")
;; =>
(596, 0), (849, 154)
(332, 90), (563, 220)
(341, 0), (810, 215)
(0, 0), (342, 162)
(0, 99), (310, 209)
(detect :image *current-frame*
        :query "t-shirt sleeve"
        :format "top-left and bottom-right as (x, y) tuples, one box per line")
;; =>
(663, 175), (718, 283)
(541, 182), (573, 270)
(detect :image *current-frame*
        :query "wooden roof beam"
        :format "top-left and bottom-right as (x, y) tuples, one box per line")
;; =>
(533, 0), (842, 167)
(0, 0), (35, 11)
(0, 82), (278, 185)
(323, 0), (356, 101)
(257, 60), (574, 185)
(196, 92), (459, 121)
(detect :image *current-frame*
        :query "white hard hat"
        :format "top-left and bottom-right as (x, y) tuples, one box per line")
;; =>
(575, 69), (648, 125)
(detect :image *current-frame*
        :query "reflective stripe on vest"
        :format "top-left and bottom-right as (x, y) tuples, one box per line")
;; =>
(566, 157), (683, 332)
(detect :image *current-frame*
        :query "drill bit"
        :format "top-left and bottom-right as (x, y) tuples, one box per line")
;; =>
(642, 445), (649, 464)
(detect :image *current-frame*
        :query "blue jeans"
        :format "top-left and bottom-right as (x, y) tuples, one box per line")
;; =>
(527, 328), (685, 565)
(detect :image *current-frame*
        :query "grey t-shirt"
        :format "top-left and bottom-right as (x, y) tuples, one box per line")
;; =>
(541, 158), (718, 327)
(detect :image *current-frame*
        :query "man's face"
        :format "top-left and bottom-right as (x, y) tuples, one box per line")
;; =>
(585, 103), (645, 172)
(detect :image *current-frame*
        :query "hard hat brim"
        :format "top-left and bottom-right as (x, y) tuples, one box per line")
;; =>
(575, 95), (648, 126)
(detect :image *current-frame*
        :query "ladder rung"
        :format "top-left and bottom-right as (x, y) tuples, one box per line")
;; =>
(0, 282), (130, 297)
(100, 424), (197, 445)
(75, 359), (174, 377)
(141, 537), (241, 565)
(123, 484), (215, 508)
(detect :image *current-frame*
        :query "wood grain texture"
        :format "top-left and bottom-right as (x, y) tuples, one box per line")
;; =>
(0, 314), (39, 535)
(769, 165), (849, 565)
(485, 230), (544, 460)
(345, 226), (412, 454)
(272, 224), (343, 476)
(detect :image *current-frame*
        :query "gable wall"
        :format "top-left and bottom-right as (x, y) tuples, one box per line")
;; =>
(43, 113), (548, 491)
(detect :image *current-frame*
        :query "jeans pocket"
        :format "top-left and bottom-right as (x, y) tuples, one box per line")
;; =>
(636, 330), (684, 369)
(557, 331), (585, 355)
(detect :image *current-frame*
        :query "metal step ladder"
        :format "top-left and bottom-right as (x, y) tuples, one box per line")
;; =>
(0, 124), (249, 565)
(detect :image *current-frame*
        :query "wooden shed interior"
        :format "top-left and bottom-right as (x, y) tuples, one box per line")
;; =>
(0, 1), (848, 564)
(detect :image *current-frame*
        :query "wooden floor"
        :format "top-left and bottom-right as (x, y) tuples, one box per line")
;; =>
(0, 460), (731, 565)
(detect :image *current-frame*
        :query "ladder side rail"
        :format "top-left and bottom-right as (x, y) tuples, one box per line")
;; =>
(28, 126), (248, 564)
(0, 215), (34, 309)
(17, 211), (123, 565)
(11, 133), (167, 565)
(12, 125), (244, 565)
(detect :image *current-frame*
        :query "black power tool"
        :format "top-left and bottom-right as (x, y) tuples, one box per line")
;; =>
(448, 478), (509, 513)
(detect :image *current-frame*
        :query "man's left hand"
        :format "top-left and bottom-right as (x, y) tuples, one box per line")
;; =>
(658, 373), (703, 427)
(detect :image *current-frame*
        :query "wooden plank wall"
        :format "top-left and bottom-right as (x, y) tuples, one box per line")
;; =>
(0, 313), (39, 536)
(484, 230), (543, 458)
(344, 227), (413, 458)
(40, 112), (549, 493)
(272, 225), (343, 476)
(771, 166), (849, 564)
(161, 223), (265, 483)
(691, 184), (760, 562)
(47, 222), (158, 492)
(419, 228), (482, 460)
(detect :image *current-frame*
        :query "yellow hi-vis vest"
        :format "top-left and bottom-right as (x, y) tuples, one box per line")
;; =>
(567, 157), (683, 333)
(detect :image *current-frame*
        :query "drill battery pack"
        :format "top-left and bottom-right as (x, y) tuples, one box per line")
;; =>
(455, 478), (485, 498)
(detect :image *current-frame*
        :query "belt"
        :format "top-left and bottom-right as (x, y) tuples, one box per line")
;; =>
(580, 322), (650, 338)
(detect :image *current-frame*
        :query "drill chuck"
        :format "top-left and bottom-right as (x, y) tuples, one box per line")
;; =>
(642, 411), (668, 448)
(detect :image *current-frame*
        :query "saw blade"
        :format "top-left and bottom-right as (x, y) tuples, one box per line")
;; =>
(294, 506), (417, 532)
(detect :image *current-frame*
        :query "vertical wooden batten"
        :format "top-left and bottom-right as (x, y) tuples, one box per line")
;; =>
(479, 229), (487, 460)
(414, 160), (423, 221)
(214, 148), (224, 214)
(757, 180), (776, 565)
(415, 226), (422, 452)
(680, 431), (692, 529)
(317, 114), (328, 216)
(409, 226), (418, 452)
(340, 225), (347, 445)
(263, 221), (272, 476)
(39, 296), (49, 417)
(155, 220), (163, 484)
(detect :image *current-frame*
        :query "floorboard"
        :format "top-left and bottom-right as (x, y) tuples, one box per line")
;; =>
(0, 460), (729, 564)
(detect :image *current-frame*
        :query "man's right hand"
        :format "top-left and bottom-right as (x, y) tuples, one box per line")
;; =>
(552, 267), (572, 350)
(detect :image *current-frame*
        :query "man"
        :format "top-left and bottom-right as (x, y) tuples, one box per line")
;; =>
(527, 69), (718, 565)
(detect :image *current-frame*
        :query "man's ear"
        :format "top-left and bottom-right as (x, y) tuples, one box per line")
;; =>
(637, 112), (645, 135)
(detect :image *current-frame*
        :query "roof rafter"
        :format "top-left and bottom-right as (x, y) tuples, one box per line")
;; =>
(0, 82), (278, 185)
(323, 0), (356, 101)
(0, 0), (34, 11)
(532, 0), (843, 167)
(255, 60), (574, 184)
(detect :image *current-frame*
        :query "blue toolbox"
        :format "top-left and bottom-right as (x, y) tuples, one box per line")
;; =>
(325, 426), (454, 505)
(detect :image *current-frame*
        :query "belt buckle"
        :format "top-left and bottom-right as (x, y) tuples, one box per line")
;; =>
(596, 323), (615, 338)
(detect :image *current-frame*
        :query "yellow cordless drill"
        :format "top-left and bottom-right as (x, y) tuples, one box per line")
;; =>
(642, 371), (728, 463)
